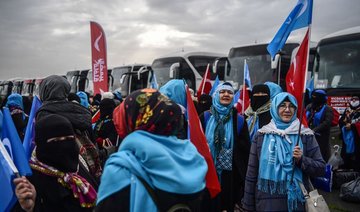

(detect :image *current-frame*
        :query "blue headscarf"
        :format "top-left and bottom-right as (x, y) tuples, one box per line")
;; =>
(264, 82), (283, 99)
(159, 79), (186, 109)
(76, 91), (89, 108)
(258, 92), (313, 211)
(205, 82), (234, 176)
(97, 130), (207, 211)
(6, 93), (24, 110)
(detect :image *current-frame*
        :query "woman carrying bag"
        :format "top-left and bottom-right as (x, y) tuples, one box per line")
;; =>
(242, 92), (326, 211)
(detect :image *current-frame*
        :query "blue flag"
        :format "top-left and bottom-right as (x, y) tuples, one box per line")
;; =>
(1, 107), (32, 176)
(244, 60), (252, 89)
(306, 77), (314, 92)
(267, 0), (313, 59)
(23, 96), (42, 160)
(0, 149), (17, 212)
(0, 110), (3, 138)
(150, 71), (159, 89)
(233, 90), (240, 105)
(209, 75), (220, 96)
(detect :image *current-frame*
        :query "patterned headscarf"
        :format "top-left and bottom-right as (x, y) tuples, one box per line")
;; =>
(113, 89), (182, 139)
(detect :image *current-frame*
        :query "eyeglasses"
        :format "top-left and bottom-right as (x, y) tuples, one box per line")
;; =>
(279, 102), (296, 111)
(219, 90), (234, 95)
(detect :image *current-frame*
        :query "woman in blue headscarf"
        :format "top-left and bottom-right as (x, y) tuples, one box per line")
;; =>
(201, 82), (251, 211)
(159, 79), (188, 139)
(96, 89), (207, 211)
(5, 93), (29, 141)
(264, 81), (283, 99)
(242, 92), (326, 212)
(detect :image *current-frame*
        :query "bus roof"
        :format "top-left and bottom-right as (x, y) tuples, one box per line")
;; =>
(112, 64), (150, 69)
(322, 26), (360, 40)
(153, 51), (226, 60)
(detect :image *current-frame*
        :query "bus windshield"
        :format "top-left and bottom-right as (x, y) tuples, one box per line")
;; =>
(226, 44), (297, 89)
(315, 38), (360, 89)
(152, 57), (188, 88)
(188, 56), (224, 80)
(112, 66), (132, 92)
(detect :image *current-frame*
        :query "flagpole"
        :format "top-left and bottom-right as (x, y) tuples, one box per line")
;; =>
(242, 60), (246, 114)
(201, 64), (210, 95)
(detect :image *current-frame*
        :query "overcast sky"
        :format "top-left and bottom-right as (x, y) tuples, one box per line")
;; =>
(0, 0), (359, 79)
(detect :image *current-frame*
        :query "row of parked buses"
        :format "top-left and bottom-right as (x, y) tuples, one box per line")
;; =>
(1, 26), (358, 115)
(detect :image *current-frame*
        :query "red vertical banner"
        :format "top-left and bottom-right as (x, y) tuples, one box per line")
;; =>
(90, 21), (108, 95)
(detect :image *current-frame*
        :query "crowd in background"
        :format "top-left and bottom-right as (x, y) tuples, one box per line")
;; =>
(1, 74), (359, 211)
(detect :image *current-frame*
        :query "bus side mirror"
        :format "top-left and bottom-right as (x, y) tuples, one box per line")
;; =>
(271, 54), (281, 69)
(213, 57), (230, 77)
(137, 66), (150, 80)
(120, 74), (126, 84)
(169, 63), (180, 79)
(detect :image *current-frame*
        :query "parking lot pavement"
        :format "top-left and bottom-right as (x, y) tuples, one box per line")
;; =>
(320, 189), (360, 212)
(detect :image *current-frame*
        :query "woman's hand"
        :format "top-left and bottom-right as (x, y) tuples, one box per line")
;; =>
(13, 176), (36, 212)
(293, 145), (303, 163)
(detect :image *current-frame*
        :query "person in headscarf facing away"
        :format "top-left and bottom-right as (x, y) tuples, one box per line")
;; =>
(12, 114), (97, 212)
(5, 93), (29, 141)
(242, 92), (326, 212)
(339, 95), (360, 171)
(77, 91), (90, 109)
(200, 82), (251, 211)
(244, 84), (272, 142)
(94, 98), (118, 158)
(306, 89), (333, 161)
(159, 79), (188, 139)
(96, 89), (207, 211)
(264, 81), (283, 99)
(36, 75), (102, 186)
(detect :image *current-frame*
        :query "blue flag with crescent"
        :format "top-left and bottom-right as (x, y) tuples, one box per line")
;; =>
(0, 150), (17, 212)
(267, 0), (313, 59)
(1, 107), (32, 175)
(0, 107), (32, 211)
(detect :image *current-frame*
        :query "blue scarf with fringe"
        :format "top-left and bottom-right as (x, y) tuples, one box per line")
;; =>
(205, 83), (234, 177)
(258, 92), (313, 211)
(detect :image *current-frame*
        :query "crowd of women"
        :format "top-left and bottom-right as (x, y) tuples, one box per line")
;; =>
(1, 74), (359, 211)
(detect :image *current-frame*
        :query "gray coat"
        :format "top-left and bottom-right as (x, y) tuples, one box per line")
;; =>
(242, 133), (326, 212)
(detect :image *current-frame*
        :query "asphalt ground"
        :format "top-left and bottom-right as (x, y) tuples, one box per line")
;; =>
(320, 189), (360, 212)
(319, 127), (360, 212)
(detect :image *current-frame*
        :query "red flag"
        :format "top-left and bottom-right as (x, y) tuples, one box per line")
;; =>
(186, 85), (221, 198)
(286, 28), (309, 126)
(92, 110), (100, 124)
(90, 21), (108, 95)
(235, 86), (250, 114)
(197, 64), (212, 98)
